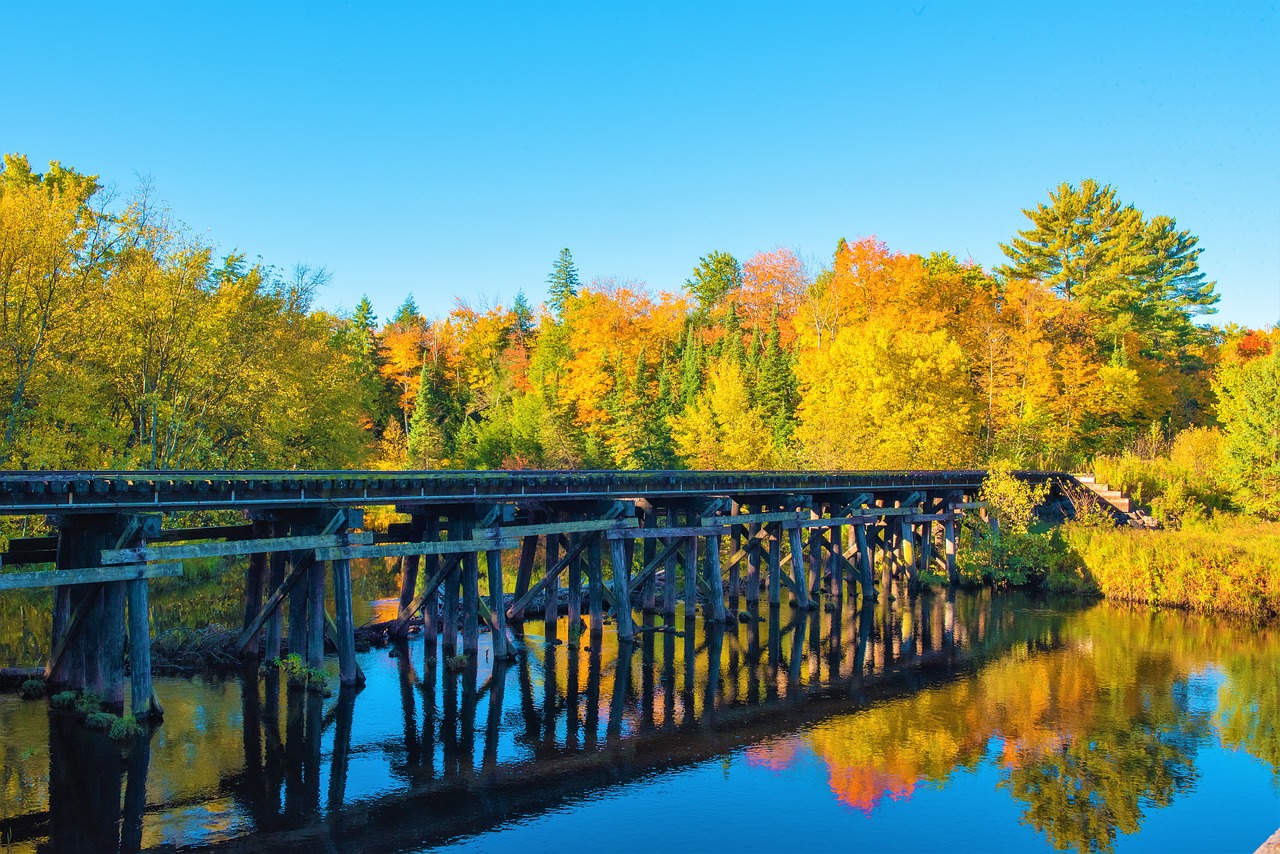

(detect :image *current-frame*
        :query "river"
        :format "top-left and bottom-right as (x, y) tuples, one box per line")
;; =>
(0, 574), (1277, 852)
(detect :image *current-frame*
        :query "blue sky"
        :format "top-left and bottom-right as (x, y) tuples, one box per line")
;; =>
(4, 1), (1277, 326)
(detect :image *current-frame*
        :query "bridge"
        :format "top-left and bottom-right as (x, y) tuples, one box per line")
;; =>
(0, 468), (1072, 719)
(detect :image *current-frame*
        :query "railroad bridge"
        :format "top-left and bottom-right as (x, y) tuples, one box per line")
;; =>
(0, 468), (1069, 717)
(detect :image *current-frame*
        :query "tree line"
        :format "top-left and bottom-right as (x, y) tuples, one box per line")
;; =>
(2, 153), (1274, 514)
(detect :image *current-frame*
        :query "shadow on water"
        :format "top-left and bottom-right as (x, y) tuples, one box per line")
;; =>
(1, 589), (1278, 853)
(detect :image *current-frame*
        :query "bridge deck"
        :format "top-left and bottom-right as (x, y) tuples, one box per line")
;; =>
(0, 468), (1063, 514)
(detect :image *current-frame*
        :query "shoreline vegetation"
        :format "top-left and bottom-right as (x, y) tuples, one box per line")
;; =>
(1, 153), (1278, 657)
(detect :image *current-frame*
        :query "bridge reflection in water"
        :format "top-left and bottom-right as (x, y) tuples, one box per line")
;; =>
(11, 591), (1280, 853)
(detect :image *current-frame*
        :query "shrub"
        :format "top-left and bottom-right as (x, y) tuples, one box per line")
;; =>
(444, 653), (469, 672)
(84, 711), (115, 730)
(18, 679), (45, 700)
(74, 691), (103, 716)
(277, 653), (329, 692)
(49, 690), (77, 709)
(109, 715), (145, 740)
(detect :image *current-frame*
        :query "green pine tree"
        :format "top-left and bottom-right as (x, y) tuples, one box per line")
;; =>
(547, 248), (580, 318)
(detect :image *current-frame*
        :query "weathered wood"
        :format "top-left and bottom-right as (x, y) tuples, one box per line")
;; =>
(333, 551), (359, 684)
(508, 526), (540, 622)
(855, 522), (876, 603)
(705, 535), (727, 623)
(386, 553), (463, 637)
(746, 516), (761, 604)
(787, 526), (812, 609)
(701, 510), (804, 526)
(587, 533), (604, 635)
(728, 501), (741, 600)
(486, 549), (511, 659)
(504, 528), (596, 619)
(307, 547), (326, 671)
(767, 521), (782, 606)
(609, 524), (726, 538)
(103, 531), (371, 565)
(543, 529), (561, 632)
(288, 551), (310, 662)
(126, 578), (160, 719)
(944, 517), (958, 585)
(951, 501), (988, 510)
(442, 522), (462, 652)
(683, 536), (698, 617)
(314, 535), (513, 561)
(237, 550), (315, 656)
(477, 517), (638, 539)
(641, 509), (657, 612)
(0, 563), (183, 590)
(609, 539), (634, 640)
(567, 532), (582, 629)
(265, 528), (287, 660)
(807, 521), (823, 596)
(393, 514), (429, 639)
(462, 536), (481, 654)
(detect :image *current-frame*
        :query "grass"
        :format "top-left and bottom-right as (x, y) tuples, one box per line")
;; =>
(1063, 518), (1280, 620)
(268, 653), (330, 693)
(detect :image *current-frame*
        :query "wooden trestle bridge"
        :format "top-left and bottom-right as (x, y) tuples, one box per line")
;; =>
(0, 469), (1068, 719)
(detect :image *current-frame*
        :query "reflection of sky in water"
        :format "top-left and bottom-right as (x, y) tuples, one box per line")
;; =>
(0, 595), (1277, 853)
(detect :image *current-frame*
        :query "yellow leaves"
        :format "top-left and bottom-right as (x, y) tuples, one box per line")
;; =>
(670, 356), (777, 469)
(795, 321), (977, 470)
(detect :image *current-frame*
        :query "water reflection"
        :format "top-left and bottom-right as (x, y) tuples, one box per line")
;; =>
(0, 593), (1277, 853)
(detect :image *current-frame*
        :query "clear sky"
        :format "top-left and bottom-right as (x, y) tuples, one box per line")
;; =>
(4, 1), (1277, 327)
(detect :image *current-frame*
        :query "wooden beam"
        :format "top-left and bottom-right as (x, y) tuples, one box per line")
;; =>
(701, 510), (805, 526)
(315, 537), (516, 561)
(476, 517), (638, 539)
(505, 530), (595, 619)
(103, 532), (372, 565)
(236, 553), (316, 655)
(609, 525), (726, 539)
(0, 563), (183, 591)
(388, 553), (464, 637)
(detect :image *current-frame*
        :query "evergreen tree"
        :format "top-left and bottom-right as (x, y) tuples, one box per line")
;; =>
(684, 250), (742, 318)
(547, 248), (580, 318)
(512, 289), (535, 339)
(393, 294), (421, 327)
(407, 358), (463, 468)
(759, 312), (799, 445)
(679, 325), (704, 408)
(351, 295), (377, 355)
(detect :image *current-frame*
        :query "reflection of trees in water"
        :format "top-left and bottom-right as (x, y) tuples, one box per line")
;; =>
(2, 595), (1275, 852)
(792, 603), (1276, 854)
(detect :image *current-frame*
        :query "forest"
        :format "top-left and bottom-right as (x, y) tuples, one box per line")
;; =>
(1, 152), (1275, 519)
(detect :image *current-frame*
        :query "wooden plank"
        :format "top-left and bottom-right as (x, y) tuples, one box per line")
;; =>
(701, 510), (805, 526)
(477, 517), (637, 539)
(506, 530), (595, 619)
(315, 537), (516, 561)
(103, 532), (373, 565)
(155, 523), (256, 542)
(237, 553), (316, 655)
(0, 563), (183, 591)
(610, 539), (634, 640)
(951, 501), (987, 510)
(609, 525), (726, 539)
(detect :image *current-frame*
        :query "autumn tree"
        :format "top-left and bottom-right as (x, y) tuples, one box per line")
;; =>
(684, 250), (741, 320)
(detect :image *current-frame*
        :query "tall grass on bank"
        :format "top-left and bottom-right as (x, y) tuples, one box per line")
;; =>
(1063, 520), (1280, 620)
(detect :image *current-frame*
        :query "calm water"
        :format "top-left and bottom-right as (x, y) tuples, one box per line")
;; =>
(0, 587), (1277, 853)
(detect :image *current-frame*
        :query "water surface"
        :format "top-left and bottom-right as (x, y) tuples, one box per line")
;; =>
(0, 589), (1276, 853)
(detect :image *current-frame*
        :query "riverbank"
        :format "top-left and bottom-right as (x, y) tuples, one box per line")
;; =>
(1061, 519), (1280, 621)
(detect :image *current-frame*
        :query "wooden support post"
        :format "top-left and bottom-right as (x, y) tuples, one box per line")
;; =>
(902, 518), (917, 589)
(587, 532), (604, 636)
(392, 513), (429, 640)
(542, 527), (560, 634)
(830, 522), (844, 599)
(443, 522), (462, 652)
(241, 519), (269, 658)
(728, 501), (741, 601)
(944, 517), (958, 586)
(609, 538), (634, 640)
(878, 523), (892, 595)
(265, 533), (286, 661)
(808, 522), (823, 597)
(486, 548), (511, 659)
(663, 512), (679, 618)
(127, 578), (160, 720)
(462, 524), (481, 654)
(788, 526), (812, 609)
(706, 534), (727, 623)
(288, 549), (310, 662)
(567, 532), (582, 629)
(683, 535), (698, 617)
(307, 542), (326, 672)
(422, 523), (440, 643)
(767, 520), (782, 606)
(332, 548), (359, 685)
(920, 519), (934, 580)
(508, 527), (540, 623)
(641, 509), (657, 612)
(746, 512), (761, 604)
(855, 523), (876, 603)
